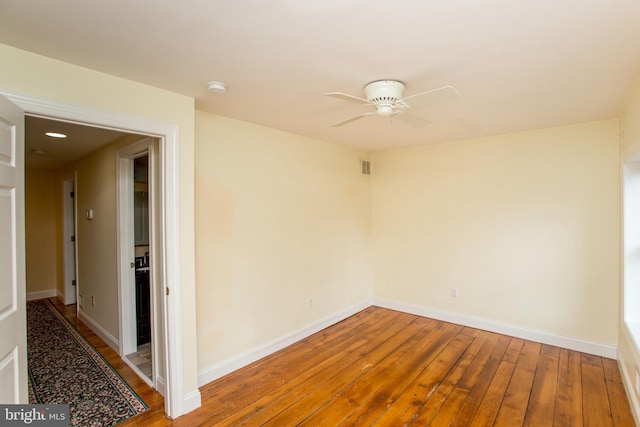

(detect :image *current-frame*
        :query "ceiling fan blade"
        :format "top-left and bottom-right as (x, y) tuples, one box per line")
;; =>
(394, 111), (431, 128)
(400, 85), (460, 108)
(330, 112), (377, 127)
(324, 92), (370, 104)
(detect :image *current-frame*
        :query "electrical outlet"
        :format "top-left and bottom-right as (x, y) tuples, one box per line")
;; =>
(451, 288), (458, 298)
(79, 295), (84, 308)
(91, 296), (95, 306)
(307, 298), (313, 308)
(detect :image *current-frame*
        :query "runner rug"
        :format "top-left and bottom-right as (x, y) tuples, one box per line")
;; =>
(27, 299), (148, 426)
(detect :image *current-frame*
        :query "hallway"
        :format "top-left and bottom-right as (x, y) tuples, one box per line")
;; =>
(45, 298), (166, 425)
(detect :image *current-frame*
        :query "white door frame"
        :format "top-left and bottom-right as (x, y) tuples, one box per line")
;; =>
(117, 139), (157, 388)
(2, 91), (187, 418)
(62, 172), (78, 305)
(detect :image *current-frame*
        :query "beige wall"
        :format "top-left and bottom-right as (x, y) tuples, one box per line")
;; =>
(619, 74), (640, 419)
(372, 119), (620, 346)
(194, 111), (372, 367)
(25, 169), (57, 294)
(0, 43), (199, 402)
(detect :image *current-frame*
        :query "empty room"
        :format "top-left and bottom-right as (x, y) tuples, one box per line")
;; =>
(1, 1), (640, 426)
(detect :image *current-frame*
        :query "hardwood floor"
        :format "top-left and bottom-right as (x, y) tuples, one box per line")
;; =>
(48, 300), (636, 426)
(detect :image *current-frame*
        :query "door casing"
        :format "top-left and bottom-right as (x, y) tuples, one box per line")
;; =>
(117, 139), (157, 388)
(2, 91), (194, 418)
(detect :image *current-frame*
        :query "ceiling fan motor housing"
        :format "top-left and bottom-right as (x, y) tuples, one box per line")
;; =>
(364, 80), (405, 103)
(364, 80), (405, 116)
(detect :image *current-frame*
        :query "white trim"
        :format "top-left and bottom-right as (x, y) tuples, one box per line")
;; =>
(155, 375), (166, 397)
(197, 299), (372, 387)
(116, 139), (153, 358)
(373, 298), (618, 359)
(1, 91), (197, 418)
(116, 150), (138, 357)
(183, 390), (202, 415)
(618, 354), (640, 426)
(160, 121), (189, 417)
(26, 289), (56, 301)
(147, 141), (162, 395)
(78, 310), (119, 352)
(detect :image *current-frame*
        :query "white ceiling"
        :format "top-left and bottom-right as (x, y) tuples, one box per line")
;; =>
(2, 1), (640, 152)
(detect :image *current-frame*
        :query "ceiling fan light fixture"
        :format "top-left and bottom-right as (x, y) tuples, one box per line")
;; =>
(376, 104), (394, 116)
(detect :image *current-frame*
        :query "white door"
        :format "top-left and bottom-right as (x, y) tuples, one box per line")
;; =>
(0, 95), (27, 403)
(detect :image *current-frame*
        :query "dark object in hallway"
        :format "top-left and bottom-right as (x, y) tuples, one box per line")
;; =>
(135, 264), (151, 346)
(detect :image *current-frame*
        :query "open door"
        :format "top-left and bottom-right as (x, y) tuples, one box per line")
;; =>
(0, 95), (27, 403)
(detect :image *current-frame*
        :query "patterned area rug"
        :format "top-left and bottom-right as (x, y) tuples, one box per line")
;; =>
(27, 299), (148, 426)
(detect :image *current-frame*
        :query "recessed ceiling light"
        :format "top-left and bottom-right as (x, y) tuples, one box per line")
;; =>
(45, 132), (67, 138)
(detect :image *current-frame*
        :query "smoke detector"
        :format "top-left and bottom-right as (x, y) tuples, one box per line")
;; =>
(207, 81), (227, 94)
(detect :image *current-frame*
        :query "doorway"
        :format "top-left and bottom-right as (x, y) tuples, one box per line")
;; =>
(118, 142), (157, 385)
(6, 90), (191, 418)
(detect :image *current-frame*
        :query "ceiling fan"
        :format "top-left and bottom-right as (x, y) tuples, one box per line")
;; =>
(324, 80), (460, 128)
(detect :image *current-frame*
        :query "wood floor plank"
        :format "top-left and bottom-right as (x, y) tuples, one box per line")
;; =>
(523, 344), (560, 427)
(582, 353), (614, 427)
(322, 322), (466, 426)
(241, 313), (434, 426)
(199, 308), (406, 422)
(470, 360), (517, 426)
(44, 300), (635, 427)
(493, 340), (542, 427)
(554, 348), (584, 427)
(297, 321), (461, 426)
(602, 357), (623, 383)
(358, 325), (476, 426)
(407, 330), (490, 426)
(431, 332), (505, 426)
(602, 358), (636, 427)
(451, 336), (511, 426)
(210, 310), (420, 425)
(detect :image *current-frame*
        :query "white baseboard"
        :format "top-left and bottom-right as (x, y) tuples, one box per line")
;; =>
(372, 297), (618, 359)
(26, 289), (56, 301)
(183, 389), (202, 416)
(618, 356), (640, 426)
(155, 375), (166, 397)
(198, 299), (372, 387)
(198, 297), (618, 390)
(78, 309), (119, 353)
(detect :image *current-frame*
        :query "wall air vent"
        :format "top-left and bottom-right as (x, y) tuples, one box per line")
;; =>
(361, 159), (371, 175)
